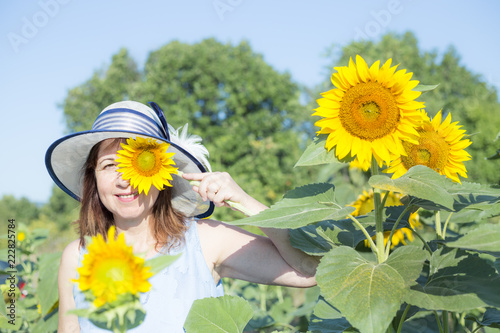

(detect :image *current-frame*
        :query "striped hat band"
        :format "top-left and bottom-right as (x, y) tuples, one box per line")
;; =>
(92, 108), (169, 140)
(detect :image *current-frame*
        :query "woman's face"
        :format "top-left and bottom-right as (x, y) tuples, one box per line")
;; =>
(94, 139), (159, 224)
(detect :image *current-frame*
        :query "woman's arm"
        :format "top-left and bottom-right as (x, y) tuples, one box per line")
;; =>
(198, 220), (316, 287)
(183, 172), (318, 286)
(58, 240), (81, 333)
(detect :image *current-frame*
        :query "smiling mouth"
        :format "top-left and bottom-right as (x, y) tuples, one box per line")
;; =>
(116, 192), (139, 199)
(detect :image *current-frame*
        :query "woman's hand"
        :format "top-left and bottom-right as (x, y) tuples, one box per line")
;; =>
(182, 172), (268, 215)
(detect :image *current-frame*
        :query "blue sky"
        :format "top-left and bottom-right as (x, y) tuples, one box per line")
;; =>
(1, 0), (500, 204)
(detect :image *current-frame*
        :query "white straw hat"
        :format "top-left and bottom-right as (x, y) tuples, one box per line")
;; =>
(45, 101), (214, 218)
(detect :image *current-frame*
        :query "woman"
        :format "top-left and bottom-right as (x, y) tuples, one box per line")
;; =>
(46, 101), (317, 332)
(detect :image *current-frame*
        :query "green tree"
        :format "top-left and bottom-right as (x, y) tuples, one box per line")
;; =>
(39, 185), (79, 231)
(0, 195), (40, 225)
(316, 31), (500, 185)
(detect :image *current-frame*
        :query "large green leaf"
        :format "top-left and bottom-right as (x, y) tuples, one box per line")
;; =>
(38, 252), (62, 316)
(466, 308), (500, 329)
(295, 135), (349, 167)
(446, 223), (500, 253)
(184, 295), (253, 333)
(290, 220), (372, 255)
(31, 310), (59, 333)
(404, 248), (500, 311)
(441, 201), (500, 224)
(371, 166), (500, 212)
(229, 183), (355, 229)
(309, 297), (354, 332)
(316, 246), (427, 333)
(442, 182), (500, 212)
(369, 166), (455, 210)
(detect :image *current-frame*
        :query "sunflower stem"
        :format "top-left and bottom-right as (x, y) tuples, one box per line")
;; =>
(371, 158), (387, 263)
(433, 311), (445, 333)
(384, 205), (412, 254)
(348, 214), (378, 255)
(396, 304), (411, 333)
(442, 310), (450, 333)
(411, 227), (433, 256)
(442, 212), (453, 239)
(434, 210), (443, 240)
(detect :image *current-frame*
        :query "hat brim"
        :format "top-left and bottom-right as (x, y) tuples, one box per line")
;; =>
(45, 129), (214, 218)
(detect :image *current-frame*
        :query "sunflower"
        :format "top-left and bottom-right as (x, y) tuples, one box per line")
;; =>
(17, 232), (26, 242)
(116, 137), (178, 195)
(312, 55), (425, 170)
(349, 189), (421, 249)
(74, 226), (153, 307)
(385, 110), (471, 183)
(349, 158), (370, 172)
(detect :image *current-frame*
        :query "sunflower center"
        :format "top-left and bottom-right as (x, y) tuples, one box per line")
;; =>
(339, 81), (400, 141)
(401, 127), (450, 172)
(137, 150), (156, 171)
(94, 257), (133, 285)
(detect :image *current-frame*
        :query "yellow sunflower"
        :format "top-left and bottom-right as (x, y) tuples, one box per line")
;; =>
(116, 137), (178, 195)
(74, 226), (153, 307)
(349, 189), (421, 249)
(312, 55), (425, 170)
(17, 232), (26, 242)
(385, 110), (471, 183)
(349, 158), (370, 172)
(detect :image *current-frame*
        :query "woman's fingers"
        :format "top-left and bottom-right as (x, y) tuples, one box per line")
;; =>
(183, 172), (242, 205)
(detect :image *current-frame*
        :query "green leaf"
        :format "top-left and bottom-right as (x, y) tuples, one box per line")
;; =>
(146, 253), (181, 276)
(370, 166), (455, 210)
(38, 252), (62, 316)
(372, 166), (500, 213)
(184, 295), (253, 333)
(31, 309), (59, 333)
(309, 297), (354, 332)
(244, 310), (275, 331)
(414, 84), (439, 93)
(0, 316), (22, 331)
(439, 182), (500, 212)
(290, 220), (371, 255)
(385, 246), (430, 287)
(316, 246), (427, 333)
(295, 135), (350, 167)
(446, 223), (500, 253)
(0, 288), (6, 319)
(441, 201), (500, 224)
(400, 311), (441, 332)
(404, 248), (500, 311)
(466, 308), (500, 328)
(229, 183), (355, 229)
(486, 149), (500, 160)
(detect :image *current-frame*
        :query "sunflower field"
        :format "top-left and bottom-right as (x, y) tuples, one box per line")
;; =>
(2, 33), (500, 332)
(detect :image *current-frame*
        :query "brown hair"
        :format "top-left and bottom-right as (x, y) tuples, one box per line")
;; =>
(76, 138), (188, 251)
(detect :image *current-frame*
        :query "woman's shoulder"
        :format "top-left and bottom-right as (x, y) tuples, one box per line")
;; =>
(60, 239), (81, 270)
(63, 239), (80, 255)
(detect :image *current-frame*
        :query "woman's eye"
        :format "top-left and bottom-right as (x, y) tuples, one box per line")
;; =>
(100, 163), (117, 171)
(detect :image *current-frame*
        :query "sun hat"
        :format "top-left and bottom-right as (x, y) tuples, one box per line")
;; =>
(45, 101), (214, 218)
